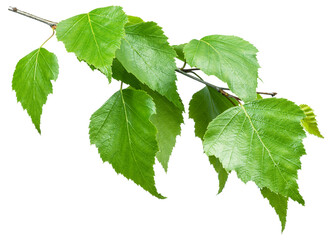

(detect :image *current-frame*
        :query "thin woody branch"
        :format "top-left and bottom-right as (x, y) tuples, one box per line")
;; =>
(8, 6), (58, 27)
(175, 69), (241, 102)
(176, 68), (277, 98)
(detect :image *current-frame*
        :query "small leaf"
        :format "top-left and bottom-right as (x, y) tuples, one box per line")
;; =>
(261, 187), (288, 232)
(300, 104), (324, 138)
(184, 35), (260, 102)
(116, 21), (183, 110)
(256, 93), (263, 100)
(126, 15), (144, 26)
(89, 88), (164, 198)
(56, 6), (128, 81)
(12, 48), (59, 133)
(189, 86), (237, 193)
(173, 43), (186, 62)
(203, 98), (306, 204)
(112, 59), (183, 171)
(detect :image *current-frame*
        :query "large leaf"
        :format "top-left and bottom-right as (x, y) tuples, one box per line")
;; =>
(184, 35), (260, 102)
(12, 48), (59, 133)
(261, 187), (288, 232)
(112, 59), (183, 171)
(56, 6), (128, 80)
(300, 104), (324, 138)
(115, 21), (183, 110)
(189, 86), (238, 193)
(203, 98), (306, 204)
(89, 88), (164, 198)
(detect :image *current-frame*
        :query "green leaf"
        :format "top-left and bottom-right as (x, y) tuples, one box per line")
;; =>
(115, 21), (183, 110)
(149, 91), (183, 171)
(261, 187), (288, 232)
(189, 86), (238, 139)
(184, 35), (260, 102)
(112, 59), (183, 171)
(173, 43), (186, 62)
(112, 59), (141, 89)
(300, 104), (324, 138)
(203, 98), (306, 204)
(12, 48), (59, 133)
(256, 93), (263, 100)
(126, 15), (144, 26)
(56, 6), (128, 81)
(189, 86), (237, 193)
(89, 88), (164, 198)
(208, 156), (229, 194)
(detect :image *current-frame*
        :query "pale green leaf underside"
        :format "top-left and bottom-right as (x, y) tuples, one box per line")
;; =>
(12, 48), (59, 133)
(261, 187), (288, 232)
(203, 98), (306, 204)
(56, 6), (128, 80)
(89, 88), (164, 199)
(112, 59), (183, 171)
(189, 87), (237, 193)
(115, 21), (183, 110)
(300, 104), (324, 138)
(184, 35), (259, 102)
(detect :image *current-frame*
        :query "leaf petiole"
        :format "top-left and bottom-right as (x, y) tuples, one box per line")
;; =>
(40, 27), (56, 48)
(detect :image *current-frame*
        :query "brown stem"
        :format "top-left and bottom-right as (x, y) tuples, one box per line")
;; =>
(8, 6), (58, 27)
(175, 69), (241, 102)
(177, 68), (277, 98)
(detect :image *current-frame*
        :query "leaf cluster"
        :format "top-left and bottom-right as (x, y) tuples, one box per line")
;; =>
(11, 6), (324, 231)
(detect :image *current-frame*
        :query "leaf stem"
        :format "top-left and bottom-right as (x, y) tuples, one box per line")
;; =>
(8, 6), (58, 27)
(40, 27), (56, 48)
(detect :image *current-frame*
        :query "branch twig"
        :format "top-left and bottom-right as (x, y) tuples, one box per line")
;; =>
(8, 6), (58, 27)
(175, 69), (241, 102)
(179, 68), (200, 72)
(176, 68), (277, 99)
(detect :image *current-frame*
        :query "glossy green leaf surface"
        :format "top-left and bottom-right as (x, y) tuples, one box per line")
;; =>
(261, 187), (288, 232)
(184, 35), (260, 102)
(189, 87), (237, 193)
(300, 104), (323, 138)
(112, 59), (183, 171)
(56, 6), (127, 80)
(115, 21), (183, 110)
(12, 48), (59, 133)
(203, 98), (306, 204)
(89, 88), (164, 198)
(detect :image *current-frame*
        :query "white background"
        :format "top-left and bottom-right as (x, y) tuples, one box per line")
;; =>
(0, 0), (327, 239)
